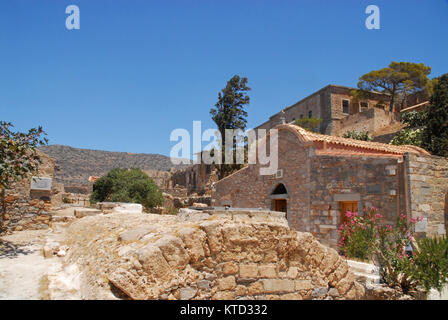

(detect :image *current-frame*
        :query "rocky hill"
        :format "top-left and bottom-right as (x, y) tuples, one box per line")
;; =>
(39, 145), (190, 187)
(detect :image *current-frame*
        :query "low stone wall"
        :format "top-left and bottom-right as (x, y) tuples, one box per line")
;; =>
(1, 151), (55, 232)
(64, 209), (365, 300)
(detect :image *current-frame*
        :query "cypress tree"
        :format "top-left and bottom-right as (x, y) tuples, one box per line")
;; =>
(422, 74), (448, 157)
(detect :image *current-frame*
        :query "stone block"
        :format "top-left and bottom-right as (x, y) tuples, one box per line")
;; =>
(180, 286), (197, 300)
(295, 280), (312, 291)
(258, 265), (277, 278)
(239, 264), (258, 278)
(74, 208), (101, 218)
(217, 276), (236, 291)
(262, 279), (295, 293)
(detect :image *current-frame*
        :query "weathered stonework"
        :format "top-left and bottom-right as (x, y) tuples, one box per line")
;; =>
(406, 153), (448, 237)
(64, 209), (365, 300)
(2, 151), (55, 232)
(214, 124), (446, 248)
(256, 85), (391, 136)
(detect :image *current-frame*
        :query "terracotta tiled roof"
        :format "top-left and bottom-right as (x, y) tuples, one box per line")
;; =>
(279, 124), (430, 156)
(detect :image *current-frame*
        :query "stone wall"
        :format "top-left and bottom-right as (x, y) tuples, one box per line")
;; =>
(335, 107), (400, 137)
(213, 127), (411, 249)
(2, 151), (55, 232)
(213, 128), (312, 234)
(406, 153), (448, 237)
(64, 209), (365, 300)
(255, 85), (390, 136)
(309, 155), (404, 248)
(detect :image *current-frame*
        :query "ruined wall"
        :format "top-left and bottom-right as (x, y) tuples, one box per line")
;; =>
(406, 153), (448, 237)
(309, 155), (404, 248)
(2, 151), (55, 232)
(336, 107), (400, 137)
(65, 209), (365, 300)
(256, 86), (391, 136)
(256, 87), (328, 132)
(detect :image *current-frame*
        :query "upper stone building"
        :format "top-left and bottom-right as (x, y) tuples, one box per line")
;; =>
(256, 84), (397, 137)
(212, 124), (448, 249)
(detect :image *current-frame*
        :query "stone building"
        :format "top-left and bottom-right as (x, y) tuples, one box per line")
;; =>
(213, 124), (448, 248)
(256, 84), (394, 136)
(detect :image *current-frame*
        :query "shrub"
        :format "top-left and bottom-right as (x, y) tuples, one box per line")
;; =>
(294, 117), (323, 133)
(343, 130), (373, 141)
(412, 235), (448, 293)
(90, 168), (163, 210)
(338, 208), (422, 292)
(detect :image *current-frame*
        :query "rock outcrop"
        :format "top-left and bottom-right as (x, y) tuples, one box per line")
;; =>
(64, 209), (365, 300)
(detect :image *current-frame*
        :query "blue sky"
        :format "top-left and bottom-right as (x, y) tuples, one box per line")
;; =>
(1, 0), (447, 157)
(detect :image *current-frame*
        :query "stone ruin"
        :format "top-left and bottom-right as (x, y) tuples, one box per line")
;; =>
(62, 208), (365, 300)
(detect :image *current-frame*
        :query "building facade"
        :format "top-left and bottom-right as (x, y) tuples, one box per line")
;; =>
(256, 85), (393, 136)
(213, 124), (448, 248)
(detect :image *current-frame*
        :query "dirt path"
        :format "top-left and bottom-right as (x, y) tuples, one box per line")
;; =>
(0, 229), (61, 299)
(0, 207), (81, 300)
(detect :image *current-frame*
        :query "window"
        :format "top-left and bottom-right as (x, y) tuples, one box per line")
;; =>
(342, 100), (350, 114)
(308, 110), (312, 118)
(300, 114), (304, 119)
(360, 102), (369, 112)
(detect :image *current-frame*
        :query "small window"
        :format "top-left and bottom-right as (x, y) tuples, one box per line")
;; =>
(342, 100), (350, 114)
(300, 114), (304, 119)
(308, 110), (312, 118)
(360, 102), (369, 112)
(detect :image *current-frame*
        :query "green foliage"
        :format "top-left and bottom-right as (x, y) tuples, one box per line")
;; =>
(90, 168), (163, 210)
(421, 73), (448, 157)
(210, 75), (251, 179)
(343, 130), (373, 141)
(0, 121), (48, 229)
(340, 209), (448, 294)
(62, 197), (72, 204)
(411, 235), (448, 293)
(357, 61), (432, 112)
(391, 110), (426, 147)
(0, 121), (48, 189)
(390, 128), (423, 146)
(294, 117), (323, 133)
(339, 209), (422, 293)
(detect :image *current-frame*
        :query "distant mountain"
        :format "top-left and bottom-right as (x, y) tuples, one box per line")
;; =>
(39, 145), (190, 187)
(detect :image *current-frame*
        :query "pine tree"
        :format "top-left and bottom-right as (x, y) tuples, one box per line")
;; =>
(422, 74), (448, 157)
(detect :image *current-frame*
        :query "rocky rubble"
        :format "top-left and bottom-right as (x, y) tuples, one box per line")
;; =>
(62, 208), (365, 300)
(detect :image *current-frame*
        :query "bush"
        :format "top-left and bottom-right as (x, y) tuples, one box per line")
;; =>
(339, 208), (448, 294)
(294, 117), (322, 133)
(412, 235), (448, 293)
(90, 168), (163, 210)
(338, 208), (421, 292)
(343, 130), (373, 141)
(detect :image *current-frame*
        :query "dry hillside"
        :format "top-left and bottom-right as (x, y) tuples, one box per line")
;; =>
(39, 145), (190, 187)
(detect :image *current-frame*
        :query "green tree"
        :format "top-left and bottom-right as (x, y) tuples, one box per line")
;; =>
(421, 73), (448, 157)
(90, 168), (163, 210)
(390, 111), (426, 147)
(210, 75), (251, 178)
(356, 62), (432, 112)
(0, 121), (48, 230)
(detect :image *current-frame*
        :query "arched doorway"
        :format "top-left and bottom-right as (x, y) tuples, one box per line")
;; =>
(271, 183), (288, 213)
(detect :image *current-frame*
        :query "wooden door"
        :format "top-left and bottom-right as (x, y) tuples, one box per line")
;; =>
(340, 201), (358, 225)
(273, 199), (287, 213)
